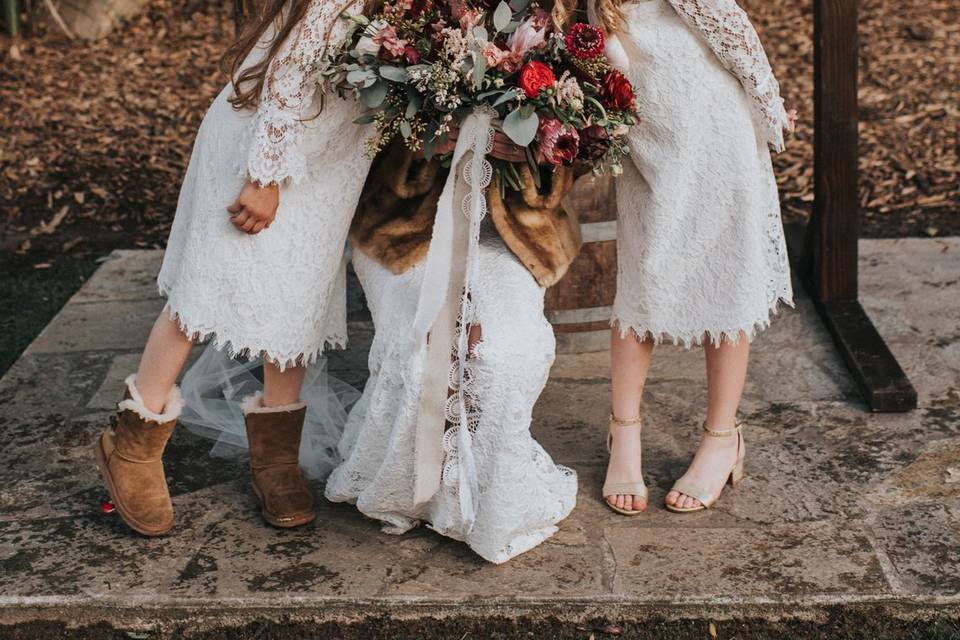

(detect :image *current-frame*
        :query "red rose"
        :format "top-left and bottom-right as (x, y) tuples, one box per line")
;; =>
(564, 23), (605, 60)
(600, 69), (636, 111)
(519, 61), (556, 99)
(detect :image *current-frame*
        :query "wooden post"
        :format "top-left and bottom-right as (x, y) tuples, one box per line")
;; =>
(3, 0), (18, 37)
(812, 0), (859, 301)
(798, 0), (917, 412)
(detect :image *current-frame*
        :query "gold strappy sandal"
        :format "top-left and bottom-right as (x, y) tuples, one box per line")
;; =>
(602, 414), (648, 516)
(665, 422), (745, 514)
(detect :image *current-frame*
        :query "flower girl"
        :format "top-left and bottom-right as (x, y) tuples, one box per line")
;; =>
(94, 0), (374, 535)
(590, 0), (796, 514)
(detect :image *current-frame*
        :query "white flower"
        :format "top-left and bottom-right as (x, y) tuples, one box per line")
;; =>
(356, 36), (380, 56)
(554, 72), (584, 111)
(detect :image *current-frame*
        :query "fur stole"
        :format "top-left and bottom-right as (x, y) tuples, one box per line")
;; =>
(350, 141), (583, 288)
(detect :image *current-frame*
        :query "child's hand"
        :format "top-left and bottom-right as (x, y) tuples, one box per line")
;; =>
(227, 181), (280, 234)
(786, 109), (798, 133)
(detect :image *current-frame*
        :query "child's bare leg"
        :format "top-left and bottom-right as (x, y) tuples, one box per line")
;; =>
(135, 311), (195, 413)
(605, 324), (655, 512)
(262, 362), (307, 407)
(666, 332), (749, 510)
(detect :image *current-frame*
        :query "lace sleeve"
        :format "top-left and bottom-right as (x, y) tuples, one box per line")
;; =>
(247, 0), (354, 185)
(666, 0), (790, 151)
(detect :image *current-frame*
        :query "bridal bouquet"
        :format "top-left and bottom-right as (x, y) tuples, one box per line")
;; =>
(322, 0), (640, 186)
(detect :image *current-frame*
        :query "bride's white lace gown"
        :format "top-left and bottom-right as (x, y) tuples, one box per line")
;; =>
(157, 0), (371, 367)
(611, 0), (794, 345)
(325, 227), (578, 564)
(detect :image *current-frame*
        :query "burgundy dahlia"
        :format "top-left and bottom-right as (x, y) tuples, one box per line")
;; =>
(579, 125), (610, 161)
(564, 23), (605, 60)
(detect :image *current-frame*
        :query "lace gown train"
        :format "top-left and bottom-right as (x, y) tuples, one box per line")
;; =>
(157, 0), (371, 368)
(325, 232), (578, 564)
(611, 0), (794, 346)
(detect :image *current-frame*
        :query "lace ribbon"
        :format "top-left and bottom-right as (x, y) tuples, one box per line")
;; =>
(411, 108), (495, 531)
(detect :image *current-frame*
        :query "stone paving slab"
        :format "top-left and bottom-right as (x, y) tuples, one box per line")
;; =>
(0, 239), (959, 629)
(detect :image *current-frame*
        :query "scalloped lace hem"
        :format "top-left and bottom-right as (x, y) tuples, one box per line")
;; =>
(158, 282), (346, 372)
(611, 295), (795, 349)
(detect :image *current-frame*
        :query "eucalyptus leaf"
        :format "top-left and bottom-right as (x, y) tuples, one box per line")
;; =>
(477, 89), (504, 101)
(405, 95), (422, 119)
(502, 108), (539, 146)
(359, 82), (388, 108)
(353, 113), (377, 125)
(472, 26), (488, 41)
(585, 95), (608, 120)
(492, 89), (520, 106)
(493, 1), (512, 31)
(379, 66), (409, 83)
(346, 69), (374, 86)
(400, 119), (413, 139)
(508, 0), (529, 11)
(500, 20), (519, 33)
(472, 53), (486, 89)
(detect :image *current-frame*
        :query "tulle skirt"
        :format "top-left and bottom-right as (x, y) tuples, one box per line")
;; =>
(178, 346), (360, 479)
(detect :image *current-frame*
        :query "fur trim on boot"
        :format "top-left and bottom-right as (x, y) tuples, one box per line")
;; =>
(242, 394), (315, 529)
(94, 375), (180, 536)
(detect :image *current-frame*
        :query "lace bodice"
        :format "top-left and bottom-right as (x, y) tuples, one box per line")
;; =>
(664, 0), (790, 150)
(247, 0), (359, 185)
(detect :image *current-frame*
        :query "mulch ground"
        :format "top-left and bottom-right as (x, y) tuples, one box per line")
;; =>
(0, 0), (958, 273)
(2, 610), (960, 639)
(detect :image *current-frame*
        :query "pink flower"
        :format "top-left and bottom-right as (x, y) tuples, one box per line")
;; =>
(538, 117), (580, 165)
(447, 0), (467, 21)
(373, 25), (408, 57)
(506, 18), (547, 58)
(529, 6), (550, 29)
(459, 9), (483, 32)
(482, 44), (509, 68)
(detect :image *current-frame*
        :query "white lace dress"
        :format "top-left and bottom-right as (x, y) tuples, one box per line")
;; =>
(610, 0), (794, 345)
(157, 0), (371, 368)
(325, 227), (578, 564)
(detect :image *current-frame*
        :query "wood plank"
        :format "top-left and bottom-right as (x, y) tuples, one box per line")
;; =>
(544, 240), (617, 311)
(812, 0), (860, 301)
(815, 299), (918, 412)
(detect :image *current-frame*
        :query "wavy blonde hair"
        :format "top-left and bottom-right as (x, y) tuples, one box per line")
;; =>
(593, 0), (626, 34)
(549, 0), (580, 29)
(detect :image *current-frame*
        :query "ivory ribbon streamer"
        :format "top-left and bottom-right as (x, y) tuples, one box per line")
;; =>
(411, 109), (495, 529)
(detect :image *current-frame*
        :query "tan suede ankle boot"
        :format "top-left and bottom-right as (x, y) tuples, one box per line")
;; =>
(94, 375), (182, 536)
(242, 393), (316, 528)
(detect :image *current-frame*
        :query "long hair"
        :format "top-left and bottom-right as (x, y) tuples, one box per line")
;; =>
(592, 0), (625, 34)
(221, 0), (384, 111)
(549, 0), (579, 30)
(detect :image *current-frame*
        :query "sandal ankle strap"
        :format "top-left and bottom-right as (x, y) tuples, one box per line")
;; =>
(702, 421), (743, 437)
(610, 414), (642, 429)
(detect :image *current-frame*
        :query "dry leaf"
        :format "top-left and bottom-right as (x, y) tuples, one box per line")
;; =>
(32, 206), (69, 236)
(63, 236), (84, 251)
(709, 622), (718, 638)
